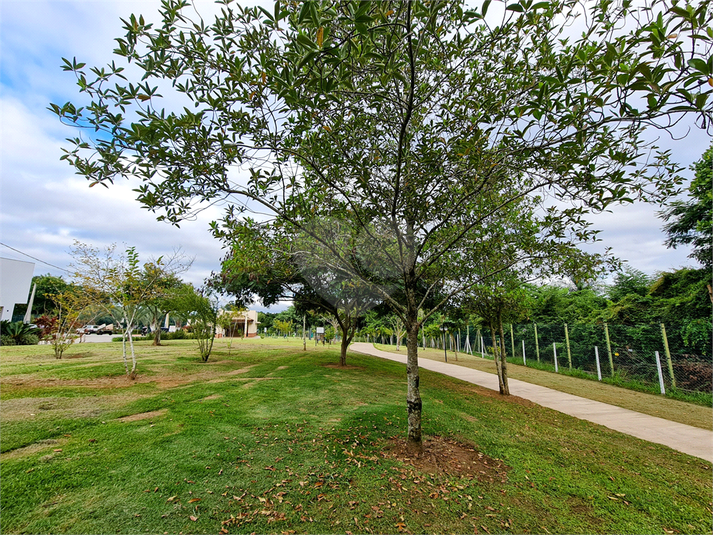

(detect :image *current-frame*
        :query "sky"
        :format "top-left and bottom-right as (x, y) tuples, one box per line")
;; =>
(0, 0), (708, 311)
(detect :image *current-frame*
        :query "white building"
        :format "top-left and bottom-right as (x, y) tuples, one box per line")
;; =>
(216, 309), (259, 338)
(0, 258), (35, 321)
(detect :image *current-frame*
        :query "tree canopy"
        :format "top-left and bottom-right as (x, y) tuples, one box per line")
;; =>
(660, 143), (713, 268)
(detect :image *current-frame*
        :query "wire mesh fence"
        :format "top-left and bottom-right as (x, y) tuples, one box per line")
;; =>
(461, 322), (711, 396)
(363, 321), (711, 400)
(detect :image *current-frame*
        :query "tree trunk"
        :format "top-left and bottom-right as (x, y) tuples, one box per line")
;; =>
(490, 324), (507, 394)
(497, 310), (510, 395)
(340, 330), (350, 366)
(151, 317), (161, 346)
(406, 322), (422, 451)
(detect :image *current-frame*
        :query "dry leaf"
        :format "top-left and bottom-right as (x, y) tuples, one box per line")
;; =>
(316, 27), (324, 47)
(190, 515), (198, 521)
(188, 498), (201, 503)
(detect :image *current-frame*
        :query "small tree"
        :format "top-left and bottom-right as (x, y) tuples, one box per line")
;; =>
(40, 289), (90, 359)
(71, 242), (187, 377)
(141, 257), (192, 346)
(389, 315), (407, 351)
(174, 285), (218, 362)
(274, 319), (294, 338)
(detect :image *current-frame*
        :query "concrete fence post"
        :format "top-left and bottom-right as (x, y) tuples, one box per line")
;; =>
(510, 324), (515, 362)
(604, 323), (614, 377)
(522, 339), (526, 365)
(553, 342), (559, 372)
(564, 323), (572, 369)
(594, 346), (602, 381)
(534, 323), (540, 362)
(660, 323), (676, 388)
(654, 350), (666, 395)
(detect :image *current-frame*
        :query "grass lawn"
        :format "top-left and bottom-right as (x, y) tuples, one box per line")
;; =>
(1, 338), (711, 534)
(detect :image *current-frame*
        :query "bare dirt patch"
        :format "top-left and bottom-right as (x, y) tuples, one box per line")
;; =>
(1, 439), (65, 460)
(199, 394), (223, 401)
(0, 394), (149, 422)
(118, 409), (167, 422)
(64, 352), (94, 359)
(384, 436), (510, 483)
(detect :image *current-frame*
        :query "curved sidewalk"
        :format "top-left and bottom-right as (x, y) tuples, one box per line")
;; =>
(350, 343), (713, 463)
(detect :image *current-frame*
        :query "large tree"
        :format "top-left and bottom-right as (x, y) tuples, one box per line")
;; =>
(54, 0), (712, 447)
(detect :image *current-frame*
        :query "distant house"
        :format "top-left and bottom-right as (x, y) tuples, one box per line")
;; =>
(0, 258), (35, 322)
(216, 309), (259, 338)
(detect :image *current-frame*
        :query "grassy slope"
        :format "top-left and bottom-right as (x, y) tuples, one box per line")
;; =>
(1, 339), (711, 534)
(373, 344), (713, 430)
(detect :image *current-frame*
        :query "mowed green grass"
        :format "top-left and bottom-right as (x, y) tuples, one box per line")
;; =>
(1, 338), (711, 534)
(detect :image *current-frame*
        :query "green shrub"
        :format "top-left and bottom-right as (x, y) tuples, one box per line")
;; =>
(1, 321), (40, 345)
(1, 335), (16, 346)
(19, 334), (39, 345)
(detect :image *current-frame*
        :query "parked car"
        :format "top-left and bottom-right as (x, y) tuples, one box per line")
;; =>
(96, 324), (113, 335)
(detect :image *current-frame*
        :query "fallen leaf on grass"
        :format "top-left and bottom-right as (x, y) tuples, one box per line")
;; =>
(188, 498), (201, 503)
(190, 515), (198, 521)
(167, 496), (178, 502)
(53, 449), (62, 452)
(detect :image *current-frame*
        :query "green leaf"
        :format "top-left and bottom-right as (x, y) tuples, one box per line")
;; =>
(688, 58), (709, 74)
(298, 1), (311, 24)
(506, 3), (524, 12)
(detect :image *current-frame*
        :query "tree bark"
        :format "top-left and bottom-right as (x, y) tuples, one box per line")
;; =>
(339, 330), (350, 366)
(406, 321), (422, 451)
(151, 318), (162, 346)
(490, 324), (507, 394)
(497, 310), (510, 395)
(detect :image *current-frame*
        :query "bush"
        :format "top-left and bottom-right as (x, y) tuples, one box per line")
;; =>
(1, 335), (16, 346)
(19, 334), (39, 345)
(1, 321), (40, 345)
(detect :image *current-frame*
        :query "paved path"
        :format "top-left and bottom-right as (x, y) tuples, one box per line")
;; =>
(350, 343), (713, 463)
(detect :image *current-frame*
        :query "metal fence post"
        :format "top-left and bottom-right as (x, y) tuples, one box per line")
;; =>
(564, 323), (572, 369)
(553, 342), (559, 372)
(604, 322), (614, 377)
(660, 323), (676, 388)
(594, 346), (602, 381)
(654, 351), (666, 395)
(534, 323), (540, 362)
(522, 339), (527, 365)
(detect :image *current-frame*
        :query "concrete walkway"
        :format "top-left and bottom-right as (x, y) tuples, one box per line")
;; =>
(350, 343), (713, 463)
